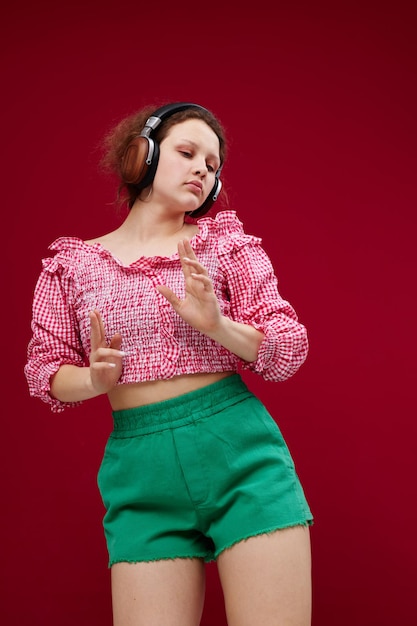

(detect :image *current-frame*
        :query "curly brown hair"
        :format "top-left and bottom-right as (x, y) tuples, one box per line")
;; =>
(99, 103), (227, 210)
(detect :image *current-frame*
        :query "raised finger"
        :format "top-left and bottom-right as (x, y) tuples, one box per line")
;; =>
(190, 272), (214, 291)
(181, 238), (198, 260)
(156, 285), (181, 307)
(95, 346), (125, 359)
(179, 243), (207, 276)
(89, 310), (103, 350)
(182, 256), (207, 274)
(178, 240), (194, 278)
(109, 332), (123, 351)
(91, 361), (118, 370)
(95, 309), (107, 339)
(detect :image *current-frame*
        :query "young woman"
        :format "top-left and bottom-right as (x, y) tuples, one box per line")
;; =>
(25, 102), (313, 626)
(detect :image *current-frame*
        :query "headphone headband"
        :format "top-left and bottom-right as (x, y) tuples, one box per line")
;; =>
(140, 103), (210, 137)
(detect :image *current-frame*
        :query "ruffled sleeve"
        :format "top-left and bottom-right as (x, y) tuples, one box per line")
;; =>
(216, 212), (309, 381)
(24, 243), (85, 412)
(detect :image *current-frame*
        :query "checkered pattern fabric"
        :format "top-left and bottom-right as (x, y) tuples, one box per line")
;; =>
(25, 211), (308, 412)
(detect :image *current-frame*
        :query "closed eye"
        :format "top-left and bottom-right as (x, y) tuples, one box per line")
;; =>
(179, 150), (217, 173)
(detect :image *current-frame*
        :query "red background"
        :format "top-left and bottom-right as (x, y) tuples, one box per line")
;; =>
(2, 1), (416, 624)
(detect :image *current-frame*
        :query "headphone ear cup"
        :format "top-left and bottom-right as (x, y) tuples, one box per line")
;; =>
(212, 177), (222, 202)
(120, 136), (152, 185)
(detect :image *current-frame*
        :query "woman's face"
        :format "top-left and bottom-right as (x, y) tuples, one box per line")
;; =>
(151, 119), (221, 213)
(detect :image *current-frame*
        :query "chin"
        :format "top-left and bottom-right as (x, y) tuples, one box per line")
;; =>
(164, 190), (203, 214)
(178, 197), (201, 214)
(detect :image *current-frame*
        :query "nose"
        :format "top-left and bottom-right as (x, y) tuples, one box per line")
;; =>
(193, 157), (208, 177)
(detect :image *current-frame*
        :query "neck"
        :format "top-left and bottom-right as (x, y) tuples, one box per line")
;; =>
(119, 200), (187, 244)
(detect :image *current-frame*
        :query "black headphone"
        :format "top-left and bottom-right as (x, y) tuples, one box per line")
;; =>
(120, 102), (223, 217)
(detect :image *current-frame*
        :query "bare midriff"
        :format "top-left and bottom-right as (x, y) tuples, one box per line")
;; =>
(107, 371), (235, 411)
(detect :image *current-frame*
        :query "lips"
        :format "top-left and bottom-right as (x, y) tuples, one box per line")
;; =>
(185, 180), (203, 194)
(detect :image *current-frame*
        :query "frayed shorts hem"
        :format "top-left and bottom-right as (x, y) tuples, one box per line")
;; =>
(109, 553), (211, 567)
(213, 519), (313, 560)
(108, 519), (313, 567)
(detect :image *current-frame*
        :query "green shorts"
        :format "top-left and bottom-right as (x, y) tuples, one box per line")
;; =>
(97, 374), (313, 566)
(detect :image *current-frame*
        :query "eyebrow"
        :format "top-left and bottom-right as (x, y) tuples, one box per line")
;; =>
(178, 139), (221, 165)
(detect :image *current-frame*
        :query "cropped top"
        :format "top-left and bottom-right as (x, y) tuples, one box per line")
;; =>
(25, 210), (308, 412)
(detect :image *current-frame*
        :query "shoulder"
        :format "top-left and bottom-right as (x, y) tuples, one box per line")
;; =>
(197, 210), (262, 254)
(40, 236), (95, 276)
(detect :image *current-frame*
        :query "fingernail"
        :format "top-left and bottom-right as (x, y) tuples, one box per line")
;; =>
(118, 351), (126, 356)
(107, 363), (116, 368)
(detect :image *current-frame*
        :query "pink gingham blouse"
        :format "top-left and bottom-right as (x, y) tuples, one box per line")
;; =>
(25, 211), (308, 412)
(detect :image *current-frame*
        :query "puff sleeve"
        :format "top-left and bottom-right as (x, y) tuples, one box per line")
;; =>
(217, 214), (308, 381)
(24, 252), (85, 412)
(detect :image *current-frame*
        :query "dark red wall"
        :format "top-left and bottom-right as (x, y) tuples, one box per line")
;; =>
(2, 1), (416, 624)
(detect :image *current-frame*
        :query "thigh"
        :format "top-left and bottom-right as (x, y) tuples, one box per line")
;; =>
(111, 558), (206, 626)
(217, 526), (312, 626)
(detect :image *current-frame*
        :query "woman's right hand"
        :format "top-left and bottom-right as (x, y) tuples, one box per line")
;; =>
(88, 309), (124, 395)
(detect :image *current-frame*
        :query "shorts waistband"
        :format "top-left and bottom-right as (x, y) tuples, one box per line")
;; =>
(110, 374), (252, 438)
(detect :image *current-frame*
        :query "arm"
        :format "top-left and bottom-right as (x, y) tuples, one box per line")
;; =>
(25, 258), (124, 411)
(157, 236), (308, 382)
(50, 310), (125, 403)
(222, 240), (309, 381)
(204, 316), (264, 363)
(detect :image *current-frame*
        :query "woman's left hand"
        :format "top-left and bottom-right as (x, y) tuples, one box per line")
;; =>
(156, 239), (222, 334)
